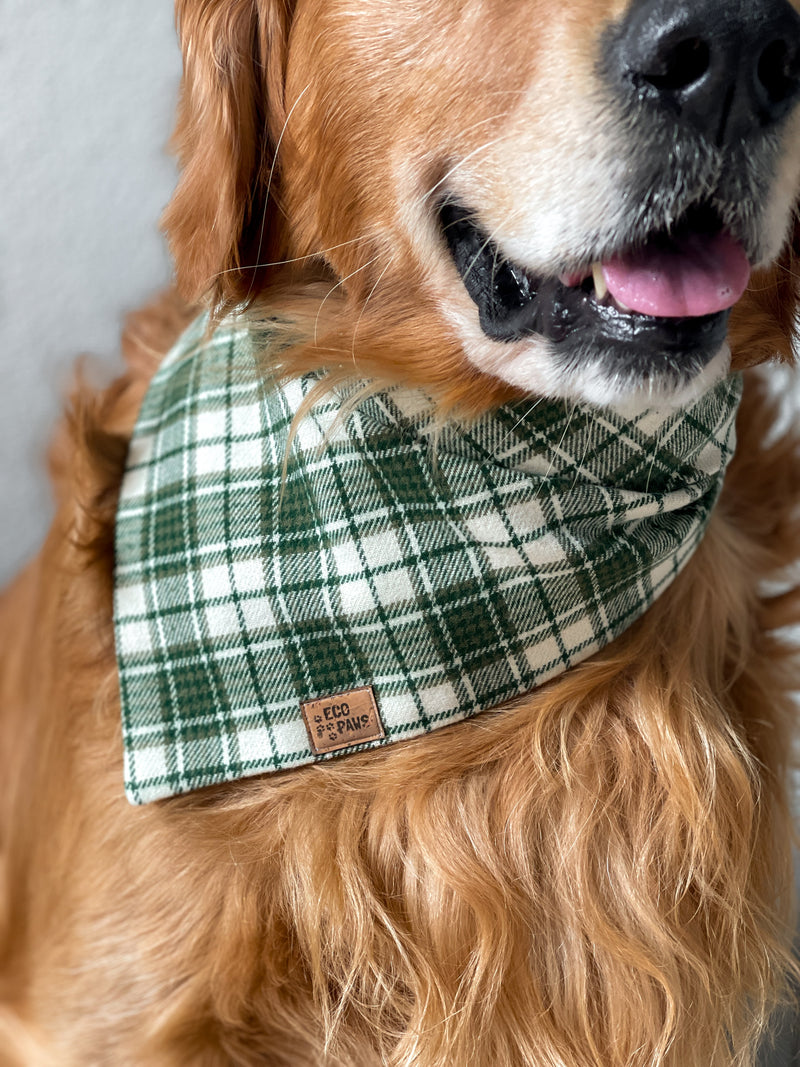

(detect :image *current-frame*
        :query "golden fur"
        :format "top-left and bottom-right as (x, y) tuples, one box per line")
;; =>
(3, 0), (800, 1063)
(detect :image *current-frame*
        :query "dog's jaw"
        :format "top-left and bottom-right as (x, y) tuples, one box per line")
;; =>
(452, 319), (734, 412)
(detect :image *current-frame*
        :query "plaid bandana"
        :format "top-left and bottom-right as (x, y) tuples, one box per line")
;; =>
(114, 315), (741, 804)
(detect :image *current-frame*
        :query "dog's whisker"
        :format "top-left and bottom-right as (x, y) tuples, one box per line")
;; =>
(351, 260), (392, 363)
(211, 235), (371, 279)
(773, 259), (800, 280)
(420, 132), (516, 204)
(444, 111), (515, 140)
(485, 206), (531, 297)
(644, 427), (664, 497)
(571, 417), (596, 492)
(499, 397), (547, 451)
(459, 208), (520, 287)
(313, 254), (382, 344)
(245, 82), (312, 305)
(536, 402), (577, 498)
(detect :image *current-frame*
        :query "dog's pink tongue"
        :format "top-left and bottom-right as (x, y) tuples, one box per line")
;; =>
(602, 231), (750, 318)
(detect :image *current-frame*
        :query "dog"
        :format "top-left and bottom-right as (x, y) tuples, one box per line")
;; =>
(3, 0), (800, 1063)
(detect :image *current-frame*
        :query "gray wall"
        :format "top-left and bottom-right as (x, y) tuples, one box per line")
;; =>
(0, 1), (180, 585)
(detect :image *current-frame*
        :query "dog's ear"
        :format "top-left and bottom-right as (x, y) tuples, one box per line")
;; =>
(162, 0), (294, 311)
(729, 208), (800, 369)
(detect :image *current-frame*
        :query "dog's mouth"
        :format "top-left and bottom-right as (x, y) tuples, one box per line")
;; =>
(439, 200), (752, 391)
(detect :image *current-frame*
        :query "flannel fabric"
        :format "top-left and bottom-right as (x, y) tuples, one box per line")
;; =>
(114, 314), (742, 804)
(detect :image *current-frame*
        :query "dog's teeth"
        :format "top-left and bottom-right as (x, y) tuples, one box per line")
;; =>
(592, 262), (608, 301)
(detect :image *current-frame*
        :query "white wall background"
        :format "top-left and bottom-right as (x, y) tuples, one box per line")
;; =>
(0, 0), (181, 585)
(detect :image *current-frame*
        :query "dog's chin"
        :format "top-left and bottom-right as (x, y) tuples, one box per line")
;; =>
(456, 324), (732, 414)
(560, 341), (733, 415)
(439, 200), (739, 410)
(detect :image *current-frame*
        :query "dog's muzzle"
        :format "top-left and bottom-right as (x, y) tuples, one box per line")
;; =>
(440, 0), (800, 390)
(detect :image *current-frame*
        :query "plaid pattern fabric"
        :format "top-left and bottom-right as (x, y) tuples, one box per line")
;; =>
(114, 314), (742, 804)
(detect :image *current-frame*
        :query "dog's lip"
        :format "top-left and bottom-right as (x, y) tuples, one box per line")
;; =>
(438, 198), (734, 380)
(439, 198), (751, 327)
(441, 196), (750, 332)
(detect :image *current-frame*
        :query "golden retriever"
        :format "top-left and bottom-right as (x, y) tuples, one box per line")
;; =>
(3, 0), (800, 1063)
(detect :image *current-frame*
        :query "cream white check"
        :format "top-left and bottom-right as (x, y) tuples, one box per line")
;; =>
(114, 314), (741, 804)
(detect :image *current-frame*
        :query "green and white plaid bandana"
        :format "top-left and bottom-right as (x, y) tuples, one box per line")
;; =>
(114, 314), (741, 804)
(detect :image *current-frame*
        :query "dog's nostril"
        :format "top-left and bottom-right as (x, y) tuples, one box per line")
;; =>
(758, 38), (800, 107)
(640, 37), (711, 94)
(604, 0), (800, 146)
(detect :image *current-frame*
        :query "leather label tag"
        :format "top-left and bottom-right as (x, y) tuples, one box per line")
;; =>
(301, 686), (385, 755)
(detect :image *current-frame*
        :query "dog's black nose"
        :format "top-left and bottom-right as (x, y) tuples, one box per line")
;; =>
(604, 0), (800, 145)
